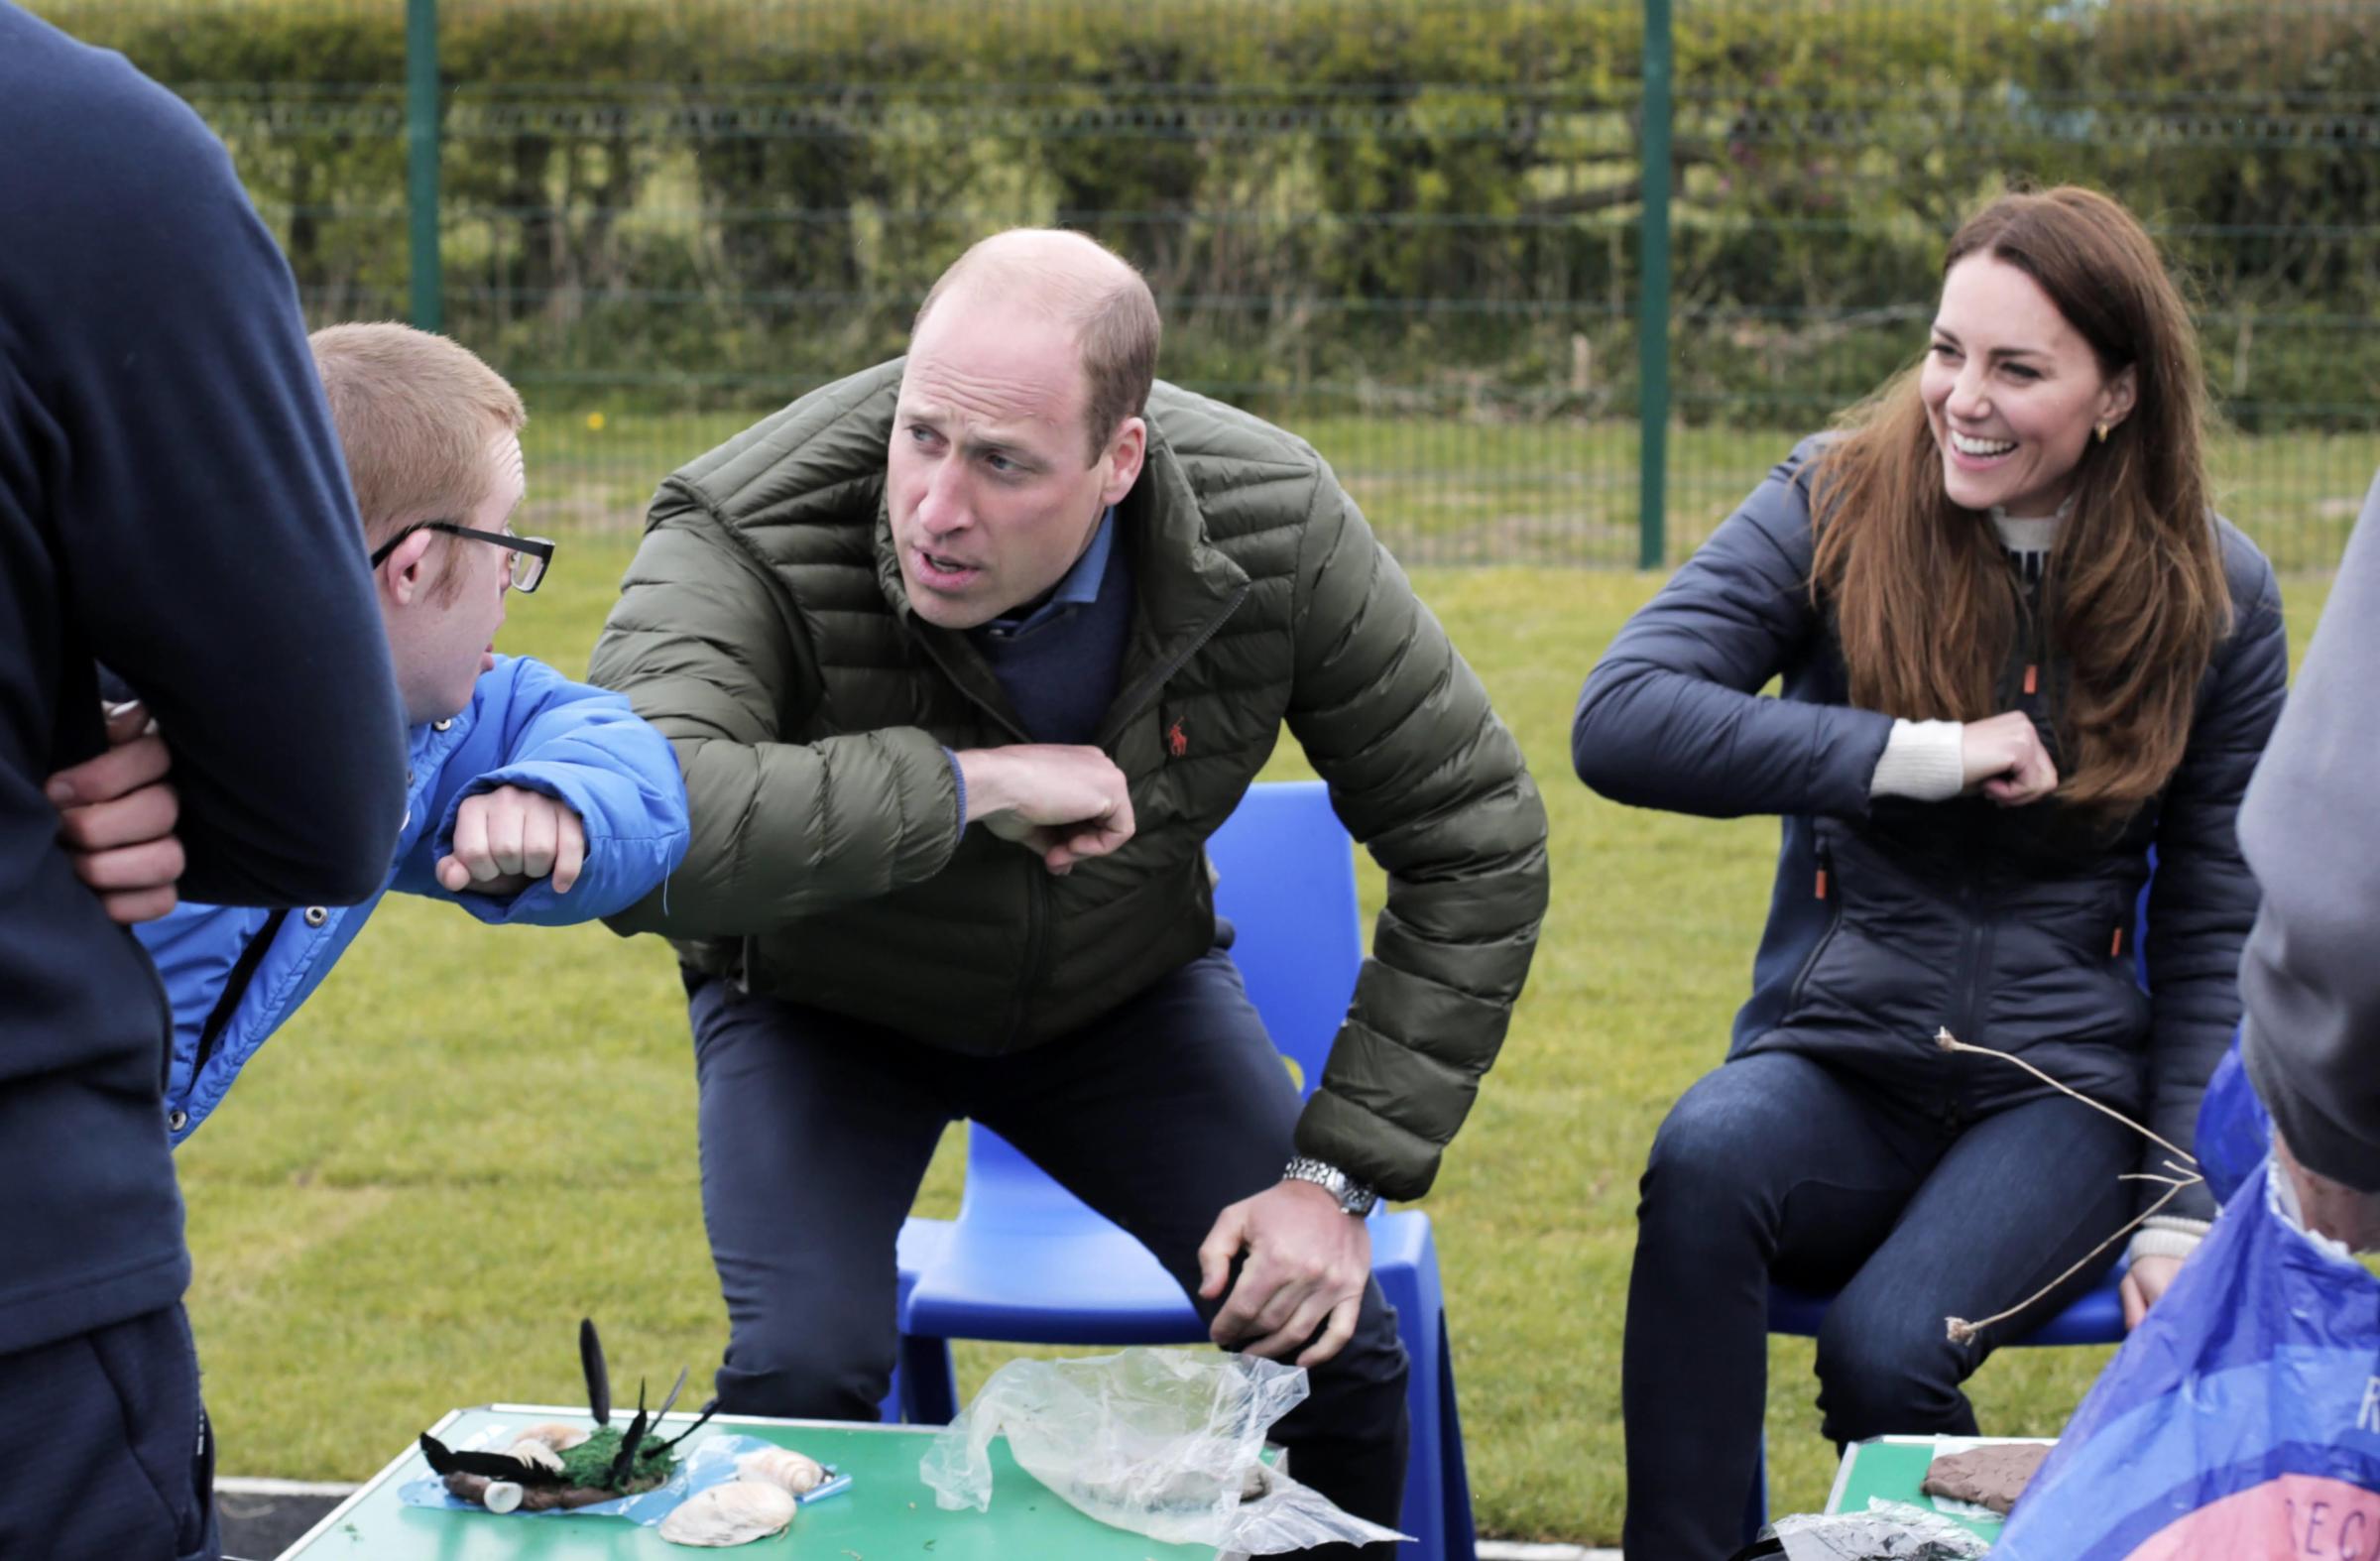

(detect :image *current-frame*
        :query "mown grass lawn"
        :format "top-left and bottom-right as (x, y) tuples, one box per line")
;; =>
(178, 529), (2334, 1545)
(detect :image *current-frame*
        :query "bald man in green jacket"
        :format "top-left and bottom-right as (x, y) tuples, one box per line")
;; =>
(591, 229), (1547, 1551)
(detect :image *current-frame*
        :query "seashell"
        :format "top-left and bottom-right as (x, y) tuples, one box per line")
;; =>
(734, 1446), (826, 1496)
(658, 1481), (796, 1547)
(507, 1440), (565, 1474)
(513, 1421), (591, 1452)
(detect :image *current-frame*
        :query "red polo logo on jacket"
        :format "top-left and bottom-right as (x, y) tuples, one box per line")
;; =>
(1167, 719), (1188, 758)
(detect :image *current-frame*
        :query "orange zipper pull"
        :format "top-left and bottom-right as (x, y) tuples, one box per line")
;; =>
(1815, 867), (1829, 901)
(2112, 925), (2124, 958)
(2023, 663), (2039, 695)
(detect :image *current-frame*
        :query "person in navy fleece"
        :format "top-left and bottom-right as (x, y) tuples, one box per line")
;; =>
(128, 323), (690, 1143)
(0, 6), (411, 1557)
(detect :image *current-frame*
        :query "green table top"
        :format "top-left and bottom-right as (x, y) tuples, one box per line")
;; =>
(276, 1405), (1222, 1560)
(1826, 1435), (2056, 1544)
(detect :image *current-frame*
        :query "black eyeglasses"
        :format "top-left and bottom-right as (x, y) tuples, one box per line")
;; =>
(369, 521), (556, 593)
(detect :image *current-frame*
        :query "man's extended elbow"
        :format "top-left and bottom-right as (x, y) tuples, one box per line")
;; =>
(171, 735), (409, 907)
(291, 790), (408, 905)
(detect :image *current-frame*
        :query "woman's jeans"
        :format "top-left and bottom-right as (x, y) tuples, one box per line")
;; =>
(1622, 1049), (2139, 1559)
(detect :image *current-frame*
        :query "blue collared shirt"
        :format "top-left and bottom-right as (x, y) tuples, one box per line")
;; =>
(982, 506), (1117, 640)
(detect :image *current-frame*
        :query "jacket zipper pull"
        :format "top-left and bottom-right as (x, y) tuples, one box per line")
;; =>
(1815, 851), (1831, 901)
(2023, 662), (2039, 696)
(2111, 924), (2124, 959)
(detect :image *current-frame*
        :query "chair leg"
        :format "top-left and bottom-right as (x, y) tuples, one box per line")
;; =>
(1434, 1320), (1477, 1561)
(892, 1220), (959, 1424)
(896, 1332), (960, 1425)
(1370, 1233), (1467, 1561)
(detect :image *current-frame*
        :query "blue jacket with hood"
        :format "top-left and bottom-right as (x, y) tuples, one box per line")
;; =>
(137, 654), (689, 1142)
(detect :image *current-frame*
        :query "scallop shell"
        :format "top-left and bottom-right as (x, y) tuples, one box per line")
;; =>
(734, 1446), (826, 1496)
(657, 1481), (797, 1547)
(513, 1421), (591, 1452)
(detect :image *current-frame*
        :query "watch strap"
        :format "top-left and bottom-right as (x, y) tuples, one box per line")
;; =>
(1282, 1154), (1379, 1217)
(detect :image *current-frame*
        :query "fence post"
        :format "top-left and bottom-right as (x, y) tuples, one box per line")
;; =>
(1636, 0), (1673, 570)
(406, 0), (442, 332)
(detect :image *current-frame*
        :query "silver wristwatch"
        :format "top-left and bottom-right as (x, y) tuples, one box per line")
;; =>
(1282, 1155), (1379, 1217)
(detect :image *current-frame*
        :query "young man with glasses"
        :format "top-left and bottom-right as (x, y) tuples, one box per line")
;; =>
(116, 322), (690, 1142)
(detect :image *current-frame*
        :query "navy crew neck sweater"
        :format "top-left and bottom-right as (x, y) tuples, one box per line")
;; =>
(966, 514), (1132, 745)
(0, 2), (408, 1355)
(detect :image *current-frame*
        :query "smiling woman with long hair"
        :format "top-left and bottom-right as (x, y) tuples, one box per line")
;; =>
(1573, 185), (2287, 1561)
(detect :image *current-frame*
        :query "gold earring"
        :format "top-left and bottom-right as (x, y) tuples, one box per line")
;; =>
(2095, 422), (2110, 444)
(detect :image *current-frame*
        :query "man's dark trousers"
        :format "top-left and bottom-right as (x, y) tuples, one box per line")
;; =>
(0, 1304), (218, 1560)
(687, 945), (1411, 1555)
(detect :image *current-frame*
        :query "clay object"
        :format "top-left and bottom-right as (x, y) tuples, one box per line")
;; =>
(734, 1446), (826, 1496)
(657, 1482), (797, 1547)
(443, 1472), (621, 1511)
(1919, 1442), (2053, 1514)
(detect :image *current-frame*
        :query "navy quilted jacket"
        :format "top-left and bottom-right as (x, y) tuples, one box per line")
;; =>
(1573, 440), (2287, 1222)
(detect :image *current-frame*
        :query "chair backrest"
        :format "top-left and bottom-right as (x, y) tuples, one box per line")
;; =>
(2134, 847), (2156, 993)
(1201, 779), (1365, 1096)
(961, 780), (1364, 1218)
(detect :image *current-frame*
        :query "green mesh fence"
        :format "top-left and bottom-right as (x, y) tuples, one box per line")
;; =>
(35, 0), (2380, 569)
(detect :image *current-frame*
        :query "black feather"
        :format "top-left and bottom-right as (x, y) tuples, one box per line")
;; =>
(579, 1317), (611, 1428)
(606, 1377), (651, 1488)
(419, 1432), (563, 1485)
(655, 1397), (722, 1454)
(652, 1366), (689, 1425)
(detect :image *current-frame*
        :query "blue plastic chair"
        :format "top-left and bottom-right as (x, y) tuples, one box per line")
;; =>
(1739, 865), (2157, 1540)
(890, 780), (1477, 1561)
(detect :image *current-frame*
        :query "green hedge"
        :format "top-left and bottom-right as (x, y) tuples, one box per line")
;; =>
(34, 0), (2380, 425)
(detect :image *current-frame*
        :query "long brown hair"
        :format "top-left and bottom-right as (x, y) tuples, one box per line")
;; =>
(1808, 186), (2231, 813)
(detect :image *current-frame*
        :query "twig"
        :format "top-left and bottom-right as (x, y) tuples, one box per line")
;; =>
(1946, 1178), (2194, 1347)
(1934, 1027), (2198, 1166)
(1932, 1026), (2205, 1347)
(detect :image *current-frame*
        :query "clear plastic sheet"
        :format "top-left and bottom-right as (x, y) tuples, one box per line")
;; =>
(1765, 1499), (1994, 1560)
(919, 1347), (1412, 1553)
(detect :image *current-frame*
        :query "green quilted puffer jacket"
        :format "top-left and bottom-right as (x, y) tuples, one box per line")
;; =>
(590, 360), (1549, 1199)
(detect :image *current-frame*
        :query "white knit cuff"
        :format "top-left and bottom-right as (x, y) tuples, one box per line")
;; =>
(1869, 719), (1966, 801)
(2125, 1214), (2211, 1269)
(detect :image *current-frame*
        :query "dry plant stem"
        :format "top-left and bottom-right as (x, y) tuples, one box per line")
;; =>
(1933, 1027), (2199, 1167)
(1944, 1177), (2193, 1345)
(1932, 1026), (2204, 1346)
